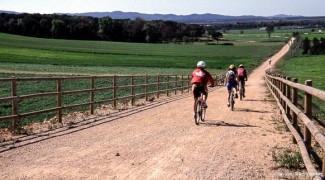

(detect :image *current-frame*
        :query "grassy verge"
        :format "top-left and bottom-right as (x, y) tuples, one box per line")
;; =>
(275, 55), (325, 123)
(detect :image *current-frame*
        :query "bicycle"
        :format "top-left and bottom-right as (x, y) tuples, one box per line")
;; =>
(194, 93), (206, 125)
(239, 83), (243, 100)
(229, 88), (235, 111)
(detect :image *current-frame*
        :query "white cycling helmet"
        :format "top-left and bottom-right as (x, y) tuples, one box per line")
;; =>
(197, 61), (206, 68)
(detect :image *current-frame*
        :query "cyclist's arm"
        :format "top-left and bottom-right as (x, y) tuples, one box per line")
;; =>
(244, 69), (248, 80)
(235, 72), (239, 83)
(207, 74), (215, 87)
(224, 75), (228, 85)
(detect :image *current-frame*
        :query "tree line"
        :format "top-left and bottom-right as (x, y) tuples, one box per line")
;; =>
(302, 37), (325, 55)
(0, 13), (204, 43)
(1, 12), (323, 44)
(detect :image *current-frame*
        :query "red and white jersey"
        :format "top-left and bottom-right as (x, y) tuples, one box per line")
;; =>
(191, 68), (214, 87)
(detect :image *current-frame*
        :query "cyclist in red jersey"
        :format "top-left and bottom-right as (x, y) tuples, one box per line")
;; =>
(191, 61), (215, 118)
(237, 64), (248, 97)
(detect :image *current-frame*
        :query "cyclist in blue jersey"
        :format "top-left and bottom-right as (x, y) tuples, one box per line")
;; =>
(225, 64), (238, 107)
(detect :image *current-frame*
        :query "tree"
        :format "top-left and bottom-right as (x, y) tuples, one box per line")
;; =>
(210, 31), (223, 44)
(161, 21), (177, 43)
(130, 17), (146, 42)
(310, 38), (320, 55)
(39, 18), (52, 37)
(98, 17), (113, 40)
(320, 37), (325, 54)
(22, 16), (40, 36)
(51, 19), (67, 38)
(302, 37), (310, 54)
(266, 24), (274, 38)
(143, 22), (160, 43)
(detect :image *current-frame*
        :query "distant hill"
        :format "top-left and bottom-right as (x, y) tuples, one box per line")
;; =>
(1, 10), (324, 23)
(0, 10), (21, 14)
(70, 11), (324, 23)
(71, 11), (269, 22)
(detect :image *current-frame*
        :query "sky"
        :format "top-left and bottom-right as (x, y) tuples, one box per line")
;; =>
(0, 0), (324, 17)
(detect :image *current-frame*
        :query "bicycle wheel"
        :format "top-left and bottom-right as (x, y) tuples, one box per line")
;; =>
(239, 84), (243, 100)
(194, 100), (201, 125)
(200, 105), (206, 122)
(230, 91), (235, 111)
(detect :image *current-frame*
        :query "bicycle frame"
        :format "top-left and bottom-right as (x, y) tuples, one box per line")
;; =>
(194, 93), (206, 125)
(239, 82), (243, 100)
(229, 88), (235, 111)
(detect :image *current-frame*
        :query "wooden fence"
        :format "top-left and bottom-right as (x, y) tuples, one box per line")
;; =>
(265, 72), (325, 180)
(0, 74), (225, 130)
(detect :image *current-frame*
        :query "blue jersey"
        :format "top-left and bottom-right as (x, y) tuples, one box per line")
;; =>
(226, 70), (237, 90)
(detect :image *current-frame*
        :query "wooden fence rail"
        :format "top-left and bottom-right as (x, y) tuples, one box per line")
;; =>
(265, 72), (325, 180)
(0, 74), (225, 131)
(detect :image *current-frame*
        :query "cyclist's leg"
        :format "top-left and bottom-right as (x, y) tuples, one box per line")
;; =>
(233, 83), (238, 98)
(226, 83), (231, 105)
(203, 86), (208, 100)
(192, 85), (200, 115)
(242, 79), (246, 96)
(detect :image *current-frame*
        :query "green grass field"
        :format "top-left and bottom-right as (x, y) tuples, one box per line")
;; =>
(276, 55), (325, 90)
(0, 32), (284, 75)
(275, 55), (325, 122)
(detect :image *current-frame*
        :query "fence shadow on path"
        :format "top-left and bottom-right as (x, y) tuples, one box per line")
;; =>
(243, 98), (275, 103)
(235, 108), (271, 113)
(0, 93), (192, 154)
(199, 120), (258, 128)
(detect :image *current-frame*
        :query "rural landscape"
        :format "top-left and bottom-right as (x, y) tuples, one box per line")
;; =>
(0, 4), (325, 179)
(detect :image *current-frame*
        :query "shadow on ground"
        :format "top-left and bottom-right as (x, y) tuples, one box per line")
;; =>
(199, 120), (258, 128)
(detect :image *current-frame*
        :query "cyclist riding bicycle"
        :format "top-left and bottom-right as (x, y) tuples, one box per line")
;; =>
(225, 64), (238, 107)
(237, 64), (248, 98)
(191, 61), (215, 117)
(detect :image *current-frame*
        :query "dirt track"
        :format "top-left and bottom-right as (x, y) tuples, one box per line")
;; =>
(0, 40), (303, 179)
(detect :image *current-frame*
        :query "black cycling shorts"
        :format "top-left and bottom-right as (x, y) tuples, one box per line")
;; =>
(239, 77), (245, 85)
(193, 86), (206, 98)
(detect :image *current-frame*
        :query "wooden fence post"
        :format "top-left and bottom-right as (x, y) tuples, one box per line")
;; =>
(174, 75), (177, 95)
(113, 76), (117, 107)
(181, 75), (184, 94)
(278, 75), (283, 114)
(285, 77), (291, 119)
(275, 75), (279, 103)
(188, 75), (190, 93)
(323, 151), (325, 178)
(304, 80), (312, 151)
(166, 75), (170, 97)
(90, 77), (95, 114)
(57, 79), (62, 123)
(157, 75), (160, 99)
(145, 75), (148, 101)
(131, 75), (135, 105)
(292, 78), (298, 144)
(270, 76), (276, 93)
(11, 77), (18, 131)
(281, 76), (287, 109)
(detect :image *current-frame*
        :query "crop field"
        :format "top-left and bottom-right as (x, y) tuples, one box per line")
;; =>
(0, 32), (283, 75)
(0, 32), (286, 129)
(302, 32), (325, 39)
(227, 27), (322, 42)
